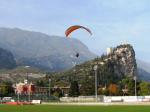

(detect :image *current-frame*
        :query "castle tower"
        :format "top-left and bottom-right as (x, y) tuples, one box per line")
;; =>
(106, 47), (113, 55)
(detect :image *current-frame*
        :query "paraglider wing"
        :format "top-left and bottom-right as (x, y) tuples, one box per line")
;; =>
(65, 25), (92, 37)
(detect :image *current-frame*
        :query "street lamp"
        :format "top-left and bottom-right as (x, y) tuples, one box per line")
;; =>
(134, 76), (137, 96)
(93, 61), (105, 102)
(25, 66), (31, 102)
(93, 65), (98, 102)
(17, 92), (20, 103)
(49, 78), (51, 98)
(0, 88), (2, 104)
(16, 84), (20, 103)
(25, 66), (30, 83)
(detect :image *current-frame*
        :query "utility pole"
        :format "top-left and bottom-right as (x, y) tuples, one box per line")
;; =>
(28, 85), (30, 102)
(25, 66), (30, 102)
(49, 78), (51, 99)
(17, 92), (20, 102)
(134, 76), (137, 96)
(93, 65), (98, 102)
(0, 88), (1, 104)
(93, 60), (105, 102)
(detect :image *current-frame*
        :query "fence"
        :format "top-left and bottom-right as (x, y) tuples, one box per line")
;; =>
(104, 96), (150, 102)
(60, 96), (104, 102)
(0, 94), (59, 102)
(60, 96), (150, 103)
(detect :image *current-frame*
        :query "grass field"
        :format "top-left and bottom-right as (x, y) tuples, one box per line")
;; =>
(1, 105), (150, 112)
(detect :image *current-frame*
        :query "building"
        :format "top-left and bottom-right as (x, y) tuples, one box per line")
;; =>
(106, 47), (113, 55)
(13, 80), (35, 95)
(13, 80), (70, 96)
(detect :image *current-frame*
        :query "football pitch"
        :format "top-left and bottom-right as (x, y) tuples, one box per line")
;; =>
(1, 105), (150, 112)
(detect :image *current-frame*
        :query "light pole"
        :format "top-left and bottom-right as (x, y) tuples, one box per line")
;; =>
(49, 78), (51, 99)
(93, 61), (105, 102)
(15, 83), (20, 103)
(0, 88), (2, 104)
(93, 65), (98, 102)
(0, 77), (2, 104)
(17, 92), (20, 102)
(134, 76), (137, 96)
(28, 85), (31, 102)
(25, 66), (30, 83)
(25, 66), (30, 102)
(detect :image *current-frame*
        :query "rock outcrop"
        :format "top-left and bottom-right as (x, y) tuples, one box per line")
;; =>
(51, 44), (137, 86)
(106, 44), (137, 78)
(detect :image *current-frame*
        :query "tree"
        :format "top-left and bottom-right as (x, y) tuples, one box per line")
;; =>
(120, 77), (135, 95)
(4, 82), (14, 96)
(139, 81), (150, 96)
(36, 80), (46, 87)
(108, 84), (118, 95)
(69, 81), (79, 97)
(80, 76), (95, 96)
(52, 88), (63, 97)
(0, 84), (9, 96)
(98, 86), (109, 95)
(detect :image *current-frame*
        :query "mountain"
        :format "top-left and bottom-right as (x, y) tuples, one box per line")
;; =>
(0, 66), (45, 83)
(137, 59), (150, 81)
(137, 59), (150, 73)
(137, 68), (150, 82)
(1, 27), (150, 82)
(0, 27), (96, 71)
(0, 48), (16, 69)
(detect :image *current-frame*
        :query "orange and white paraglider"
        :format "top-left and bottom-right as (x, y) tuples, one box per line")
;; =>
(65, 25), (92, 58)
(65, 25), (92, 37)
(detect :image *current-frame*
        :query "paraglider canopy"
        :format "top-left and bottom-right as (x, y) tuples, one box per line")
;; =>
(65, 25), (92, 37)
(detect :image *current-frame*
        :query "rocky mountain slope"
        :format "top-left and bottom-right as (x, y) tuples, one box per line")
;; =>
(137, 59), (150, 81)
(137, 59), (150, 73)
(0, 66), (45, 83)
(51, 44), (137, 87)
(0, 48), (16, 69)
(0, 27), (96, 71)
(0, 27), (149, 82)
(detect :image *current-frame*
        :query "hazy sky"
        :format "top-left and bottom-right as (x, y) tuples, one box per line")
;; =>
(0, 0), (150, 62)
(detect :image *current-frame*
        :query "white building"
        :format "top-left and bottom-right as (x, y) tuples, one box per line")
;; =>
(107, 47), (113, 55)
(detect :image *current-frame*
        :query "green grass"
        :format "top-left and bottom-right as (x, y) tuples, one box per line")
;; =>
(1, 105), (150, 112)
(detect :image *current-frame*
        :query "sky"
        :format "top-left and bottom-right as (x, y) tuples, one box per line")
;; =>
(0, 0), (150, 62)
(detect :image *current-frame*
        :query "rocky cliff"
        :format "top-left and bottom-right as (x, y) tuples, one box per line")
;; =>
(51, 44), (137, 87)
(0, 48), (16, 69)
(105, 44), (137, 78)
